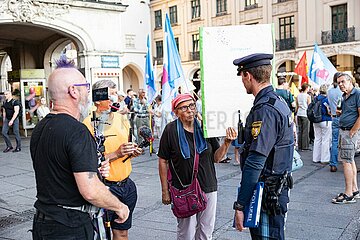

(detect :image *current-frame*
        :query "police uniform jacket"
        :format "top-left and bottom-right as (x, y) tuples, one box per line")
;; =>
(237, 85), (294, 206)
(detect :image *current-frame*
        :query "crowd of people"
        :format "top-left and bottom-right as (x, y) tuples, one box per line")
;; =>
(1, 53), (359, 239)
(275, 71), (360, 205)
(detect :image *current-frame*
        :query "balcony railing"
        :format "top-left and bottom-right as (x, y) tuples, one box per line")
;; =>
(276, 37), (296, 51)
(154, 57), (163, 65)
(190, 51), (200, 61)
(244, 3), (258, 10)
(321, 27), (355, 45)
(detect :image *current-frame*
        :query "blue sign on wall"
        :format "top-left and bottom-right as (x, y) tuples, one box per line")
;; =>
(101, 56), (119, 68)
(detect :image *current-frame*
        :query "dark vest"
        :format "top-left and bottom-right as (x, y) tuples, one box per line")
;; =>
(243, 89), (294, 177)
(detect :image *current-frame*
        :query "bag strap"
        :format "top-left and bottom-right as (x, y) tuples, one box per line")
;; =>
(167, 134), (200, 188)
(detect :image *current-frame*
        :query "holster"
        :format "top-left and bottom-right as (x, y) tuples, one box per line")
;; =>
(261, 172), (293, 216)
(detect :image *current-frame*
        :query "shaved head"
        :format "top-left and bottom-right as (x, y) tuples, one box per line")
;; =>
(48, 68), (85, 101)
(47, 59), (90, 120)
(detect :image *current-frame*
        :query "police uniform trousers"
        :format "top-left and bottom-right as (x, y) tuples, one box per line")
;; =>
(250, 188), (289, 240)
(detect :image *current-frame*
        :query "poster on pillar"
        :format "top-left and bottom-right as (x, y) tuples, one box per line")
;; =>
(200, 24), (275, 138)
(20, 78), (47, 132)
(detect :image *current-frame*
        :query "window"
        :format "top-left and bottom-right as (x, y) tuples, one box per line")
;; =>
(169, 6), (178, 24)
(216, 0), (227, 15)
(191, 0), (201, 19)
(279, 16), (294, 39)
(245, 0), (258, 6)
(192, 34), (199, 52)
(155, 10), (162, 29)
(156, 41), (163, 58)
(175, 37), (179, 51)
(332, 4), (347, 31)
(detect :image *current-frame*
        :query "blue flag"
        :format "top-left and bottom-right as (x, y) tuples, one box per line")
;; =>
(308, 43), (337, 86)
(145, 35), (156, 104)
(162, 14), (192, 111)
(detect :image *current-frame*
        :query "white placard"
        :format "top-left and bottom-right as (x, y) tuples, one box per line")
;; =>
(200, 24), (274, 138)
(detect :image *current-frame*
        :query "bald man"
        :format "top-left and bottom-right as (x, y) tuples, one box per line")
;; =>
(30, 58), (129, 240)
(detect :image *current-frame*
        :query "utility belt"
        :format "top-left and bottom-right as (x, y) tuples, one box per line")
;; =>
(260, 171), (293, 216)
(57, 204), (99, 214)
(137, 115), (149, 118)
(340, 127), (352, 131)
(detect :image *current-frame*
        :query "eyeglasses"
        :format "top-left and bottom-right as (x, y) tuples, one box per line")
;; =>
(73, 83), (91, 92)
(337, 79), (346, 85)
(177, 103), (196, 112)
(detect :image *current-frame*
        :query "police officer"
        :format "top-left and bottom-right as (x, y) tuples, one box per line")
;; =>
(232, 53), (294, 240)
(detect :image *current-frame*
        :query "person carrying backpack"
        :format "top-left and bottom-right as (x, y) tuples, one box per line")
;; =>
(1, 90), (21, 152)
(296, 83), (312, 151)
(311, 84), (332, 164)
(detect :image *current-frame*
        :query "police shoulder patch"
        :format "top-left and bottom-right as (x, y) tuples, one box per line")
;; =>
(251, 121), (262, 139)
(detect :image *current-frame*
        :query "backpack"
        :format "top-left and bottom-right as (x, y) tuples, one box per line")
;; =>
(307, 98), (322, 123)
(276, 89), (295, 112)
(11, 99), (22, 119)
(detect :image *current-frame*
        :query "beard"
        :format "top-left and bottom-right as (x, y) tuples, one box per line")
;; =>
(78, 94), (92, 122)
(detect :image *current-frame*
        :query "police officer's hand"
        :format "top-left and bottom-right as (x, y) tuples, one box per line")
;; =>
(98, 159), (110, 178)
(114, 204), (130, 224)
(162, 190), (171, 205)
(234, 210), (245, 231)
(225, 127), (237, 143)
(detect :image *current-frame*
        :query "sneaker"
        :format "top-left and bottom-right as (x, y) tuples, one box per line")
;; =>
(330, 166), (337, 172)
(332, 193), (356, 204)
(12, 148), (21, 153)
(3, 147), (13, 153)
(353, 191), (360, 199)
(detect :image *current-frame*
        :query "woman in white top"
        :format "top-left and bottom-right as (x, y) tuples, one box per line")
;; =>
(153, 95), (162, 139)
(296, 84), (311, 151)
(36, 97), (50, 121)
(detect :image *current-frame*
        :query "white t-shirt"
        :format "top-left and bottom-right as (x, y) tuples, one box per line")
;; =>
(297, 93), (309, 117)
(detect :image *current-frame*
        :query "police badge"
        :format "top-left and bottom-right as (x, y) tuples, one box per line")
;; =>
(251, 121), (262, 139)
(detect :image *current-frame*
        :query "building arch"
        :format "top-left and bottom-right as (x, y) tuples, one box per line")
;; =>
(187, 67), (201, 93)
(0, 19), (93, 81)
(122, 63), (143, 92)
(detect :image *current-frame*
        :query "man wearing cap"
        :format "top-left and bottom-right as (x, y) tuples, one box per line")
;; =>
(116, 90), (129, 115)
(232, 53), (294, 240)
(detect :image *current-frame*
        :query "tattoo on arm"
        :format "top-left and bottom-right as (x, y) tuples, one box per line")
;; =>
(87, 172), (97, 179)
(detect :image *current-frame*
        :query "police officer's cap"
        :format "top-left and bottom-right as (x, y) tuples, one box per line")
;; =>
(233, 53), (273, 76)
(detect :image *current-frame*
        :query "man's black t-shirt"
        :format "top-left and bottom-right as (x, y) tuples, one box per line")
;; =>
(30, 113), (98, 227)
(2, 99), (19, 120)
(158, 121), (219, 193)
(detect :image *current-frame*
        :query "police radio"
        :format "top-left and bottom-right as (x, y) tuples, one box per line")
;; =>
(237, 110), (244, 144)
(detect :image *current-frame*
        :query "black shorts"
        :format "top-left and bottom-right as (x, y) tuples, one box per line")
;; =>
(107, 178), (137, 230)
